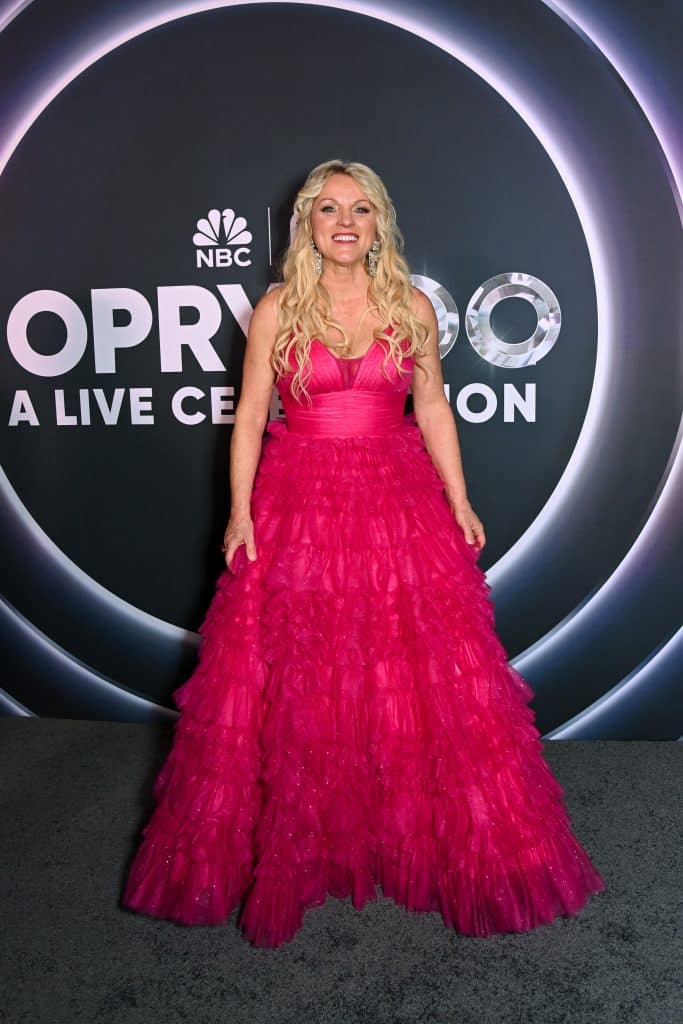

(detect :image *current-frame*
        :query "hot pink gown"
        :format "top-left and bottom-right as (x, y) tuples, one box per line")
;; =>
(122, 331), (605, 947)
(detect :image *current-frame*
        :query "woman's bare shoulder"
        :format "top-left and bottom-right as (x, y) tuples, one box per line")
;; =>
(256, 284), (284, 314)
(248, 285), (284, 337)
(408, 284), (436, 323)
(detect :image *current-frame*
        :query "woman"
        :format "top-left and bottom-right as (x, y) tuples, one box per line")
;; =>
(122, 159), (605, 947)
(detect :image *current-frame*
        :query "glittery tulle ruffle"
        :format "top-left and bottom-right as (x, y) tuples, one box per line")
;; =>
(122, 415), (605, 946)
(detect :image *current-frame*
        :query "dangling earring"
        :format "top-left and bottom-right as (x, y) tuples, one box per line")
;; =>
(310, 240), (323, 278)
(367, 239), (381, 277)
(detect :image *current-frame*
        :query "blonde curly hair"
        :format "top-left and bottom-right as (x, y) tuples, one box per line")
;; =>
(270, 159), (430, 405)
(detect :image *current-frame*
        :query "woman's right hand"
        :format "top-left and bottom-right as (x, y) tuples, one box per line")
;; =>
(221, 513), (257, 572)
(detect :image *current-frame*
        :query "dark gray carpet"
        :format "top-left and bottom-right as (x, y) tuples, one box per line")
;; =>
(1, 719), (680, 1024)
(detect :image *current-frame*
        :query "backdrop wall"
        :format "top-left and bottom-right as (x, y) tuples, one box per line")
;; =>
(1, 0), (681, 738)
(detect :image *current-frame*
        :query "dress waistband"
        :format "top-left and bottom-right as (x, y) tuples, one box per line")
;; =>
(283, 391), (406, 437)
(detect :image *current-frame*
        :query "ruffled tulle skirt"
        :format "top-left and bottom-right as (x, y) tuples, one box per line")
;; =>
(121, 414), (605, 946)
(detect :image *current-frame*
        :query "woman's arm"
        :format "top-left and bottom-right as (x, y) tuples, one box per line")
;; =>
(222, 288), (279, 567)
(409, 287), (486, 549)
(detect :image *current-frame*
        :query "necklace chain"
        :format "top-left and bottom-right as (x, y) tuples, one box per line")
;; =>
(329, 295), (376, 358)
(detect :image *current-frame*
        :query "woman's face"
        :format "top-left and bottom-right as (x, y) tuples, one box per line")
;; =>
(309, 173), (377, 270)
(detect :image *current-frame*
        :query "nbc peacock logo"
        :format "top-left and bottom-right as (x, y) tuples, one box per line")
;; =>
(193, 208), (253, 269)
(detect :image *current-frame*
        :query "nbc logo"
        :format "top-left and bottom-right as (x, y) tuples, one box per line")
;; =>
(193, 208), (253, 268)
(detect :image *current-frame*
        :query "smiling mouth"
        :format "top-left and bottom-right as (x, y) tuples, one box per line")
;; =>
(332, 234), (359, 242)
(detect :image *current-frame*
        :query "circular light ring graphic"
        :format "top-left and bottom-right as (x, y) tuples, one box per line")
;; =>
(0, 0), (621, 615)
(543, 0), (683, 225)
(0, 593), (178, 720)
(546, 624), (683, 739)
(0, 1), (680, 734)
(466, 272), (561, 368)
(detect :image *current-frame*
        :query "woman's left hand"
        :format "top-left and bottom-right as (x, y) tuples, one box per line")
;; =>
(447, 496), (486, 550)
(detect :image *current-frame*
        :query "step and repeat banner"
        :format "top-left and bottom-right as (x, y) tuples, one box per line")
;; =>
(1, 0), (681, 737)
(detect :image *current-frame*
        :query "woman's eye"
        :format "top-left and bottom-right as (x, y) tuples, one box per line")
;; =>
(319, 205), (371, 213)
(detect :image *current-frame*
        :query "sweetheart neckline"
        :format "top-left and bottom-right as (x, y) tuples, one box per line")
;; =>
(313, 337), (378, 363)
